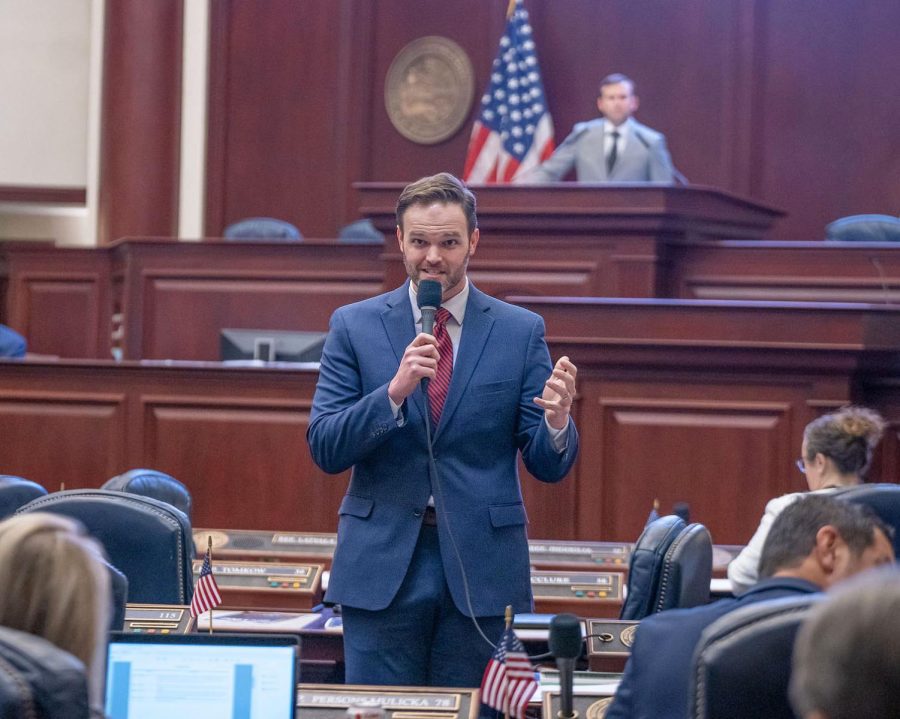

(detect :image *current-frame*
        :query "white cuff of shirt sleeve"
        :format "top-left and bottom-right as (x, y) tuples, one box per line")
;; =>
(545, 416), (569, 452)
(389, 396), (407, 427)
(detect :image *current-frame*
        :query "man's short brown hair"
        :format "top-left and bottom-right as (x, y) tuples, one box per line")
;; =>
(395, 172), (478, 236)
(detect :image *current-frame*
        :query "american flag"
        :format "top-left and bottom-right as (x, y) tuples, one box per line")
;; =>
(462, 0), (554, 183)
(190, 547), (222, 618)
(480, 625), (538, 719)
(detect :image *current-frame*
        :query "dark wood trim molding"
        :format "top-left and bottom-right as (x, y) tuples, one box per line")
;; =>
(0, 186), (87, 205)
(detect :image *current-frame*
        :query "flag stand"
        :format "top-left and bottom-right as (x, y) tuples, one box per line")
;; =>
(504, 604), (512, 719)
(207, 535), (213, 634)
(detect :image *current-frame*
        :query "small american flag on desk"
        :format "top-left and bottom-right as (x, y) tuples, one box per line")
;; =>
(462, 0), (554, 183)
(480, 621), (538, 719)
(190, 543), (222, 618)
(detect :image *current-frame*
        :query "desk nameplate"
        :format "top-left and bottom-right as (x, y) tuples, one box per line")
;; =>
(191, 560), (324, 611)
(122, 604), (194, 634)
(196, 528), (337, 565)
(529, 540), (631, 570)
(297, 685), (478, 719)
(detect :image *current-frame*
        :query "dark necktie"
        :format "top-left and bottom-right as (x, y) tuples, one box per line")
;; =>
(606, 130), (620, 175)
(428, 308), (453, 427)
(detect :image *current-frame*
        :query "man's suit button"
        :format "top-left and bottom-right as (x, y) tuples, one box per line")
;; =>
(413, 509), (422, 518)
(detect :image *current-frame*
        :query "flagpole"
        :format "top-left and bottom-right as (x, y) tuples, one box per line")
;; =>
(207, 535), (213, 634)
(504, 605), (513, 719)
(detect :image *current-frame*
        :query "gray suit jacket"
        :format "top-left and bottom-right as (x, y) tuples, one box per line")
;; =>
(526, 117), (675, 183)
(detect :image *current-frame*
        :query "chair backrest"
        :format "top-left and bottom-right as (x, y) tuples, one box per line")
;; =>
(689, 594), (822, 719)
(338, 218), (385, 244)
(825, 214), (900, 242)
(619, 514), (685, 620)
(223, 217), (302, 241)
(102, 468), (193, 522)
(830, 483), (900, 556)
(0, 324), (27, 358)
(0, 475), (48, 520)
(105, 561), (129, 631)
(655, 522), (713, 614)
(17, 489), (194, 605)
(0, 626), (90, 719)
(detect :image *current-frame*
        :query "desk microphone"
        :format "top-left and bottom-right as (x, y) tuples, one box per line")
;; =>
(549, 613), (583, 719)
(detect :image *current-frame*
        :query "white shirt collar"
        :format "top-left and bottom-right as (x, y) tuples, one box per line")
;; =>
(408, 277), (469, 326)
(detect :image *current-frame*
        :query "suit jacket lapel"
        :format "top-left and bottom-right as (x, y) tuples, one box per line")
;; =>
(433, 284), (495, 440)
(381, 283), (429, 423)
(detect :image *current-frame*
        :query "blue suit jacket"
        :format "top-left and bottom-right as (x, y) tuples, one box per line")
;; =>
(528, 118), (675, 183)
(0, 325), (26, 358)
(605, 577), (821, 719)
(307, 282), (578, 616)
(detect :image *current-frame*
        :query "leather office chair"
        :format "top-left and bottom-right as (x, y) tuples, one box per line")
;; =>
(0, 475), (47, 519)
(105, 561), (129, 630)
(223, 217), (302, 241)
(0, 626), (90, 719)
(620, 516), (713, 620)
(689, 594), (822, 719)
(830, 483), (900, 556)
(825, 214), (900, 242)
(338, 218), (385, 244)
(17, 490), (194, 605)
(103, 468), (193, 522)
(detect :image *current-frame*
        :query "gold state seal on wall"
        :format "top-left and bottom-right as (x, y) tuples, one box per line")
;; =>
(385, 36), (474, 145)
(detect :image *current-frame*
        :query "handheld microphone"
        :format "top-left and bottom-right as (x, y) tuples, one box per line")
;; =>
(417, 279), (443, 335)
(549, 613), (583, 719)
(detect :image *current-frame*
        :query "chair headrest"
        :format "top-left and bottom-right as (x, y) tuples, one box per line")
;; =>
(690, 594), (823, 719)
(103, 468), (192, 520)
(17, 489), (194, 605)
(829, 483), (900, 556)
(0, 626), (90, 719)
(223, 217), (302, 241)
(825, 214), (900, 242)
(0, 324), (27, 358)
(0, 475), (48, 520)
(338, 218), (385, 244)
(656, 522), (713, 613)
(620, 515), (686, 620)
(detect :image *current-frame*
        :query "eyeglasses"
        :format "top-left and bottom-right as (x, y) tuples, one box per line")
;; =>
(795, 458), (806, 473)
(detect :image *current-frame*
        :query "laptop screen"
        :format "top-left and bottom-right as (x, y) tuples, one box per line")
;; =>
(105, 631), (299, 719)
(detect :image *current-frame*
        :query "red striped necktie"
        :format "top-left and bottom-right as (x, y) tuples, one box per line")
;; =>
(428, 308), (453, 427)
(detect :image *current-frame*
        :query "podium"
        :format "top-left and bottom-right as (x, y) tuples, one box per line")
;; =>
(357, 183), (784, 299)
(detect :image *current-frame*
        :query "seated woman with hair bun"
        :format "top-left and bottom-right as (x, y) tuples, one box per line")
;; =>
(728, 405), (886, 594)
(0, 512), (111, 717)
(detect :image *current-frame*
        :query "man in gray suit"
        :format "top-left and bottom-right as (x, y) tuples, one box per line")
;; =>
(525, 73), (675, 183)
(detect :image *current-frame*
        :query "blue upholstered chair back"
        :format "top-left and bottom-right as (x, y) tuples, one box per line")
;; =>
(654, 522), (713, 614)
(17, 489), (194, 605)
(0, 626), (90, 719)
(0, 475), (48, 520)
(689, 594), (823, 719)
(223, 217), (302, 241)
(338, 218), (385, 244)
(103, 468), (193, 522)
(825, 214), (900, 242)
(830, 483), (900, 557)
(620, 514), (684, 620)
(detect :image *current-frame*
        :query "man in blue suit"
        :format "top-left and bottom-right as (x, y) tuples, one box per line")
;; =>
(525, 74), (675, 183)
(0, 325), (26, 358)
(605, 495), (895, 719)
(307, 172), (579, 687)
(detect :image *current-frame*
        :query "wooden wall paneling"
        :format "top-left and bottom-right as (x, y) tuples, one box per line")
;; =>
(205, 0), (363, 238)
(668, 241), (900, 303)
(98, 0), (183, 244)
(0, 384), (127, 489)
(1, 245), (111, 359)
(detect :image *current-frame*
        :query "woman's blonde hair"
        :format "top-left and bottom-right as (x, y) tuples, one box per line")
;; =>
(803, 405), (887, 477)
(0, 513), (111, 705)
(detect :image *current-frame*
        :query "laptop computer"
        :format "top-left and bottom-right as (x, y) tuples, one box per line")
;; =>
(105, 631), (299, 719)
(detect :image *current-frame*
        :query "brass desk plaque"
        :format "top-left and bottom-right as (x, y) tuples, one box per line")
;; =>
(543, 691), (616, 719)
(191, 560), (324, 611)
(123, 604), (194, 634)
(529, 540), (631, 570)
(298, 685), (479, 719)
(586, 619), (639, 658)
(196, 528), (337, 566)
